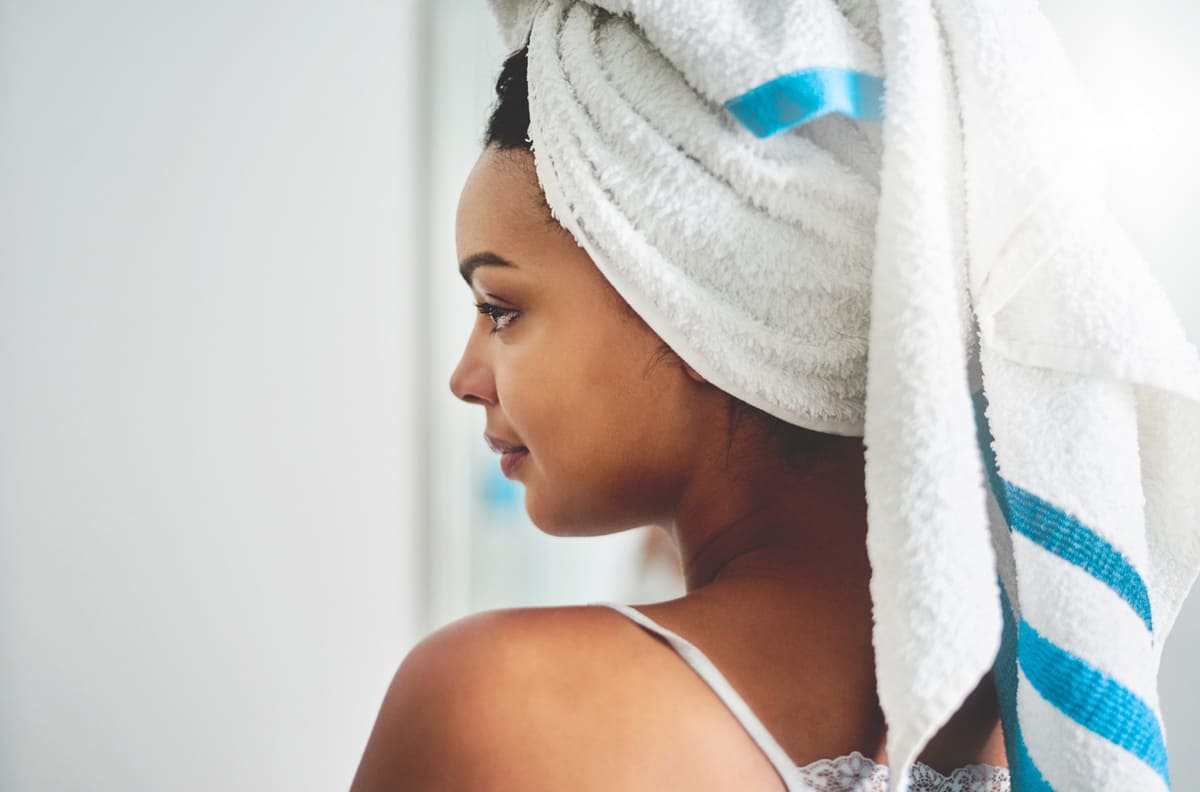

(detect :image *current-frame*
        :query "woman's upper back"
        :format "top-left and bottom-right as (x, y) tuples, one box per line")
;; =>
(350, 586), (1009, 791)
(351, 602), (785, 790)
(595, 601), (1010, 791)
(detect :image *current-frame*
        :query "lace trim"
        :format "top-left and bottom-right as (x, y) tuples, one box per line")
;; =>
(794, 751), (1010, 792)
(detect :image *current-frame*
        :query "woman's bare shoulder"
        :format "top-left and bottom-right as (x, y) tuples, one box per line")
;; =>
(348, 605), (640, 791)
(349, 604), (780, 791)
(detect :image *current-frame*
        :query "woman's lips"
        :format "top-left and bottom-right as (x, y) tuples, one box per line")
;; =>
(499, 448), (529, 477)
(485, 434), (529, 478)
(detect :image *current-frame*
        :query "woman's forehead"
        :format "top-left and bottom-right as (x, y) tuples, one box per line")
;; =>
(456, 148), (578, 277)
(458, 149), (545, 234)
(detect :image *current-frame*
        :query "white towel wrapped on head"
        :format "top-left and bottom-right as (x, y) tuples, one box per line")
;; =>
(485, 1), (1200, 790)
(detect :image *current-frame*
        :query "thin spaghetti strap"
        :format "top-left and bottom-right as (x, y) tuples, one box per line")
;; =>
(592, 602), (802, 789)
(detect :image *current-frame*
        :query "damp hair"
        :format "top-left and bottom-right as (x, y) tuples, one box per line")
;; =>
(483, 44), (534, 151)
(482, 45), (836, 460)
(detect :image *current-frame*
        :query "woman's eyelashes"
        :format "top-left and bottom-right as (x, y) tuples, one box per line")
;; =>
(475, 301), (520, 334)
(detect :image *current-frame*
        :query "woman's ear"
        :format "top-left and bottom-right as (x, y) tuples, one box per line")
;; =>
(683, 362), (707, 384)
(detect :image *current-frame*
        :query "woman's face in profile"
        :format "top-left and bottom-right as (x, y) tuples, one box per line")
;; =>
(450, 146), (712, 537)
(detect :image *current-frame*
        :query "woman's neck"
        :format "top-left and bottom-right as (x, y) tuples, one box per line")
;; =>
(663, 435), (871, 592)
(655, 432), (1007, 775)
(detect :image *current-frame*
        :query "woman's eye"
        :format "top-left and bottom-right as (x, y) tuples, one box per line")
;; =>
(475, 301), (519, 334)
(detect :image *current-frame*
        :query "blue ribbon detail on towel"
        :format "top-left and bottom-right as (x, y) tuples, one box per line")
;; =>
(724, 67), (884, 138)
(1019, 619), (1171, 786)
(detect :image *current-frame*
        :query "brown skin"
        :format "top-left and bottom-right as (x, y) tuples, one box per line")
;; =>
(350, 147), (1007, 791)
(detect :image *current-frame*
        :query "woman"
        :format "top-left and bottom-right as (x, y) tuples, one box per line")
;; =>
(349, 42), (1009, 792)
(354, 0), (1200, 788)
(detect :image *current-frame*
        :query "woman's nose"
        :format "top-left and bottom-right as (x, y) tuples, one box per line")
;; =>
(448, 342), (496, 406)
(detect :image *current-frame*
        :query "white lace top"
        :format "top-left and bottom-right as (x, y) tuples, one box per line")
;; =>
(596, 603), (1011, 792)
(795, 751), (1009, 792)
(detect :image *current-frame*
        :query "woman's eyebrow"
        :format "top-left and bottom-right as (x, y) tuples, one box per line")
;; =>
(459, 251), (517, 285)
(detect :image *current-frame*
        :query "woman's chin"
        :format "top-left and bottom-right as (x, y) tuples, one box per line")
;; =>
(524, 496), (630, 538)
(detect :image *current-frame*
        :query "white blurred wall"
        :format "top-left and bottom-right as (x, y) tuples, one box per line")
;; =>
(0, 1), (422, 790)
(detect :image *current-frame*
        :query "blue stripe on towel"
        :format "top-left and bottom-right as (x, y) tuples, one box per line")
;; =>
(969, 391), (1154, 633)
(1002, 485), (1154, 634)
(972, 389), (1169, 787)
(995, 585), (1056, 792)
(1018, 619), (1171, 786)
(725, 67), (884, 138)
